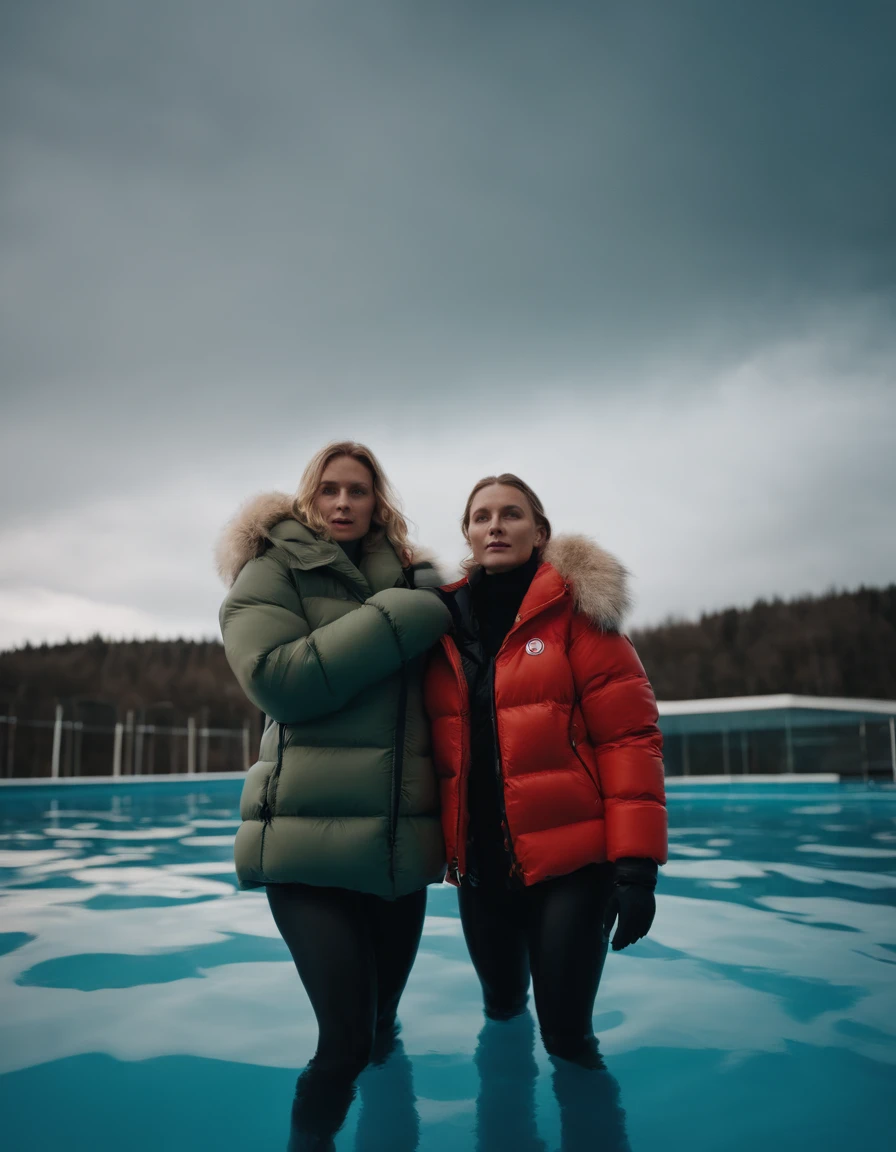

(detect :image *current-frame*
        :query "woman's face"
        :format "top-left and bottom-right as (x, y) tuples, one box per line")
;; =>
(314, 456), (377, 542)
(467, 483), (545, 574)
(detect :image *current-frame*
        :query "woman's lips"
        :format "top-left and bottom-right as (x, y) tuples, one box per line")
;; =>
(486, 542), (509, 549)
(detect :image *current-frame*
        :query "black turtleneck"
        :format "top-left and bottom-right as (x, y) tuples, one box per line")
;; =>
(336, 538), (364, 570)
(471, 548), (541, 658)
(455, 548), (540, 886)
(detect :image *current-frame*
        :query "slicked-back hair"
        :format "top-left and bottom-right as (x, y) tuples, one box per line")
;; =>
(460, 473), (552, 572)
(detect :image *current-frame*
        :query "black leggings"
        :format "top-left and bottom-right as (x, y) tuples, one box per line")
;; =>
(458, 863), (614, 1059)
(267, 882), (427, 1080)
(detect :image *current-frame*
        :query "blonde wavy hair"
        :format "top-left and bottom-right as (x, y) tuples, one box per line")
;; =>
(293, 441), (412, 563)
(460, 473), (552, 573)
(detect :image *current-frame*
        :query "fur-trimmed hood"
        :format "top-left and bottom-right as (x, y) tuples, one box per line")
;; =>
(214, 493), (291, 589)
(460, 534), (632, 632)
(216, 491), (295, 585)
(215, 490), (441, 587)
(543, 534), (631, 631)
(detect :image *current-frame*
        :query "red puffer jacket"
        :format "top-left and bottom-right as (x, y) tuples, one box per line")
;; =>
(425, 535), (667, 887)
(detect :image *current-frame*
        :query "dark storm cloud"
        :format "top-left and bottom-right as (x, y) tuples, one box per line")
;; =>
(1, 1), (895, 647)
(3, 0), (895, 410)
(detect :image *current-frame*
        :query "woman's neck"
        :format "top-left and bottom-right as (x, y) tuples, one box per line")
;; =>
(481, 548), (540, 586)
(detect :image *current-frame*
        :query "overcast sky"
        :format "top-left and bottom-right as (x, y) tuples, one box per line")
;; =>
(2, 0), (895, 652)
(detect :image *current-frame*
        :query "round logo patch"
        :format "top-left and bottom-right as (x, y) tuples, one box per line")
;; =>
(525, 638), (545, 656)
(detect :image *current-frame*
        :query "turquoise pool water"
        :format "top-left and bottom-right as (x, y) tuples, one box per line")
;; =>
(1, 782), (894, 1151)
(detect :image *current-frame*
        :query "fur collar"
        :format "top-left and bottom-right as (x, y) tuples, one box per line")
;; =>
(216, 491), (296, 586)
(458, 532), (631, 631)
(460, 534), (631, 631)
(543, 534), (631, 630)
(215, 490), (441, 587)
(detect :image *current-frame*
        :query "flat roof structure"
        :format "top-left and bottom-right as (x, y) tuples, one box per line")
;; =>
(657, 694), (896, 734)
(656, 694), (896, 779)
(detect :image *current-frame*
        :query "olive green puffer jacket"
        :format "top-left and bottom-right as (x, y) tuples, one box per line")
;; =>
(217, 492), (452, 898)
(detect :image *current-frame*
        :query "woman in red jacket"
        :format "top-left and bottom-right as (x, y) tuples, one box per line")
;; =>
(425, 473), (667, 1067)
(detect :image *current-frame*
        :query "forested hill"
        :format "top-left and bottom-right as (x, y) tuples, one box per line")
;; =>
(630, 584), (896, 701)
(0, 639), (248, 725)
(0, 584), (894, 720)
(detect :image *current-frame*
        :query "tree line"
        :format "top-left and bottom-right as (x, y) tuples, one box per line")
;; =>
(0, 583), (894, 721)
(0, 637), (250, 725)
(630, 583), (896, 701)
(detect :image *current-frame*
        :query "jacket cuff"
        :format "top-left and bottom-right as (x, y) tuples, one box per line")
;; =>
(613, 857), (658, 890)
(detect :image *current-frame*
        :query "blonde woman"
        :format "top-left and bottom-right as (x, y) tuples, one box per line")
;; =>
(216, 441), (450, 1141)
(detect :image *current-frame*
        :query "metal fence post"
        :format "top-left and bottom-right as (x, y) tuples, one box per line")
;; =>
(51, 705), (63, 778)
(859, 720), (868, 781)
(187, 717), (196, 774)
(889, 716), (895, 784)
(124, 710), (134, 775)
(4, 711), (15, 778)
(112, 723), (123, 777)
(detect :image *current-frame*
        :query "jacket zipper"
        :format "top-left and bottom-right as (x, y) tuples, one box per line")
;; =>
(329, 572), (409, 883)
(390, 669), (409, 880)
(488, 659), (521, 882)
(563, 592), (604, 799)
(569, 725), (603, 798)
(444, 639), (471, 883)
(446, 581), (571, 884)
(259, 722), (286, 826)
(487, 582), (569, 882)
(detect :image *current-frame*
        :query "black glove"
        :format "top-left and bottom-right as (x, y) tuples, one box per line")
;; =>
(603, 857), (658, 951)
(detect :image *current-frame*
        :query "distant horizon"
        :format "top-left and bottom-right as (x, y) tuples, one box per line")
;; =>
(2, 574), (892, 657)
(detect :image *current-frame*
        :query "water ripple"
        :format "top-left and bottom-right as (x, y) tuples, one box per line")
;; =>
(0, 785), (894, 1151)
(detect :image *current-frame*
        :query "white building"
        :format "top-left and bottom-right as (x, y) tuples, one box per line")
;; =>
(657, 694), (896, 780)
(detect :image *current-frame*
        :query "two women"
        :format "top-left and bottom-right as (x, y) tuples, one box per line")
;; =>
(217, 443), (665, 1138)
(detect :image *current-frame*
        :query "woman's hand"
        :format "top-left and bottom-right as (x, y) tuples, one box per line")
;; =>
(603, 857), (658, 951)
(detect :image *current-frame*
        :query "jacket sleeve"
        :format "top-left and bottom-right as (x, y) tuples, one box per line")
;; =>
(569, 616), (667, 865)
(220, 554), (452, 724)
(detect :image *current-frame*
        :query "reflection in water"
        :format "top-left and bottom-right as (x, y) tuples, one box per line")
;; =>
(355, 1040), (419, 1152)
(287, 1038), (420, 1152)
(288, 1063), (356, 1151)
(2, 786), (896, 1150)
(473, 1012), (630, 1152)
(474, 1013), (544, 1152)
(550, 1054), (631, 1152)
